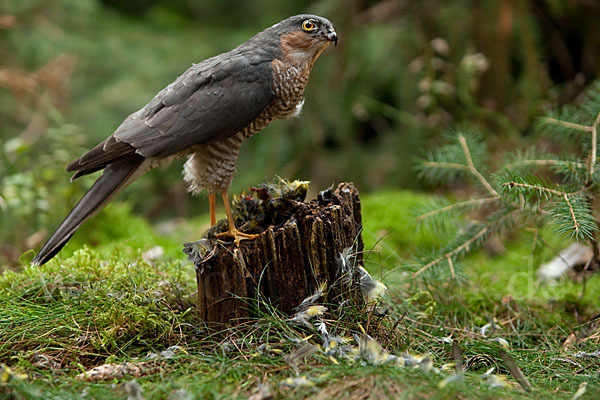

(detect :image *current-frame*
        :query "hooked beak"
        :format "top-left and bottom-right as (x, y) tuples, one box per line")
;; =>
(326, 31), (338, 47)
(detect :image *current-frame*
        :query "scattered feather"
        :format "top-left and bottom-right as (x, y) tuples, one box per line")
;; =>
(483, 374), (510, 389)
(438, 373), (464, 388)
(550, 357), (584, 369)
(337, 247), (356, 282)
(284, 344), (319, 371)
(170, 389), (193, 400)
(400, 353), (434, 372)
(574, 351), (600, 358)
(141, 246), (164, 262)
(1, 364), (27, 382)
(123, 379), (144, 400)
(32, 353), (61, 370)
(279, 376), (315, 389)
(480, 367), (509, 389)
(358, 266), (387, 301)
(354, 335), (433, 369)
(291, 284), (328, 327)
(440, 363), (456, 373)
(299, 282), (327, 307)
(480, 322), (493, 337)
(355, 334), (396, 365)
(317, 322), (353, 359)
(306, 305), (327, 317)
(499, 350), (532, 391)
(284, 334), (314, 344)
(572, 382), (587, 400)
(248, 383), (273, 400)
(220, 339), (251, 353)
(487, 337), (510, 349)
(537, 243), (592, 280)
(145, 345), (185, 360)
(291, 306), (327, 328)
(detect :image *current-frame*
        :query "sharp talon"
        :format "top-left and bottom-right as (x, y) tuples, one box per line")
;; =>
(216, 228), (259, 246)
(216, 191), (260, 245)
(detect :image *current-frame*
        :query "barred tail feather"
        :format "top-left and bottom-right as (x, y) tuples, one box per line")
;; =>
(32, 155), (145, 265)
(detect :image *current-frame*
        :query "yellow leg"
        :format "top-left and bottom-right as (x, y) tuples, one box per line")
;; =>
(215, 191), (259, 245)
(208, 193), (216, 226)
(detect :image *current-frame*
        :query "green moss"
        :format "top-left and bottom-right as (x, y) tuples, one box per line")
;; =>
(0, 248), (196, 363)
(361, 191), (454, 267)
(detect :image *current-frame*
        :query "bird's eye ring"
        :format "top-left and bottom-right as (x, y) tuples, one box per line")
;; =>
(302, 20), (316, 32)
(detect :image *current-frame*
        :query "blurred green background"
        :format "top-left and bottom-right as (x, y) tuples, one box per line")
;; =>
(1, 0), (600, 267)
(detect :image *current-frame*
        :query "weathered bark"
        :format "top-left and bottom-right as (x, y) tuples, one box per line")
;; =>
(185, 182), (364, 325)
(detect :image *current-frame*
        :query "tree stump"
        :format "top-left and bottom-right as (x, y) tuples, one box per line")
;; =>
(184, 182), (364, 326)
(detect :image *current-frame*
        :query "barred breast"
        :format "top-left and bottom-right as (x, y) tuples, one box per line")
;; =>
(183, 59), (311, 195)
(183, 132), (244, 194)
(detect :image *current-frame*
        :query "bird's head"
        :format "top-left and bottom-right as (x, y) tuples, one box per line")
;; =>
(272, 14), (337, 68)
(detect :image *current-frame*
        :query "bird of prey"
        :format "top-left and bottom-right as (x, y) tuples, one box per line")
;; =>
(32, 14), (337, 265)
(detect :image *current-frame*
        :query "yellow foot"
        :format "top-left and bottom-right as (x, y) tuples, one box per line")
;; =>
(216, 228), (259, 246)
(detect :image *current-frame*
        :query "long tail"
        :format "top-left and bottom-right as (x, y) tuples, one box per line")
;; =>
(32, 155), (146, 266)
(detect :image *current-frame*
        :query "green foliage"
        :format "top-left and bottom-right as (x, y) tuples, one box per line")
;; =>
(549, 195), (597, 240)
(1, 123), (89, 267)
(416, 129), (488, 186)
(415, 83), (600, 277)
(0, 248), (196, 362)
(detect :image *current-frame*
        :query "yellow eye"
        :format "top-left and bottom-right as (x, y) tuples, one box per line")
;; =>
(302, 20), (316, 31)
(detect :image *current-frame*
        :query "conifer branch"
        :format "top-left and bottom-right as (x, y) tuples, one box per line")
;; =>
(414, 210), (520, 277)
(416, 197), (500, 221)
(421, 162), (470, 171)
(447, 255), (455, 279)
(505, 159), (586, 170)
(416, 89), (600, 279)
(541, 117), (593, 133)
(414, 226), (488, 277)
(504, 181), (584, 235)
(503, 181), (585, 198)
(503, 181), (564, 197)
(458, 135), (499, 196)
(563, 193), (580, 234)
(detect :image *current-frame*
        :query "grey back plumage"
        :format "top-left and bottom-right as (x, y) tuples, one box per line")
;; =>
(114, 50), (276, 158)
(69, 31), (282, 175)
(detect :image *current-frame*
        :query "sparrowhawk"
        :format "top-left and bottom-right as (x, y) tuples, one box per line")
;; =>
(32, 14), (337, 265)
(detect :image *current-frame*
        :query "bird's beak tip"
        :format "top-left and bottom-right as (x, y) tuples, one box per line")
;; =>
(327, 31), (338, 47)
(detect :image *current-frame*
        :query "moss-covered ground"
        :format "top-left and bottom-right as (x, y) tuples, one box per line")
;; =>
(2, 191), (599, 399)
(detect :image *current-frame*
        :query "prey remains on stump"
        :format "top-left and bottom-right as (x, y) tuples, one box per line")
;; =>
(184, 182), (364, 325)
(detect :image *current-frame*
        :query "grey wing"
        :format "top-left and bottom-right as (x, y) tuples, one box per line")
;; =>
(115, 53), (274, 158)
(68, 52), (274, 177)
